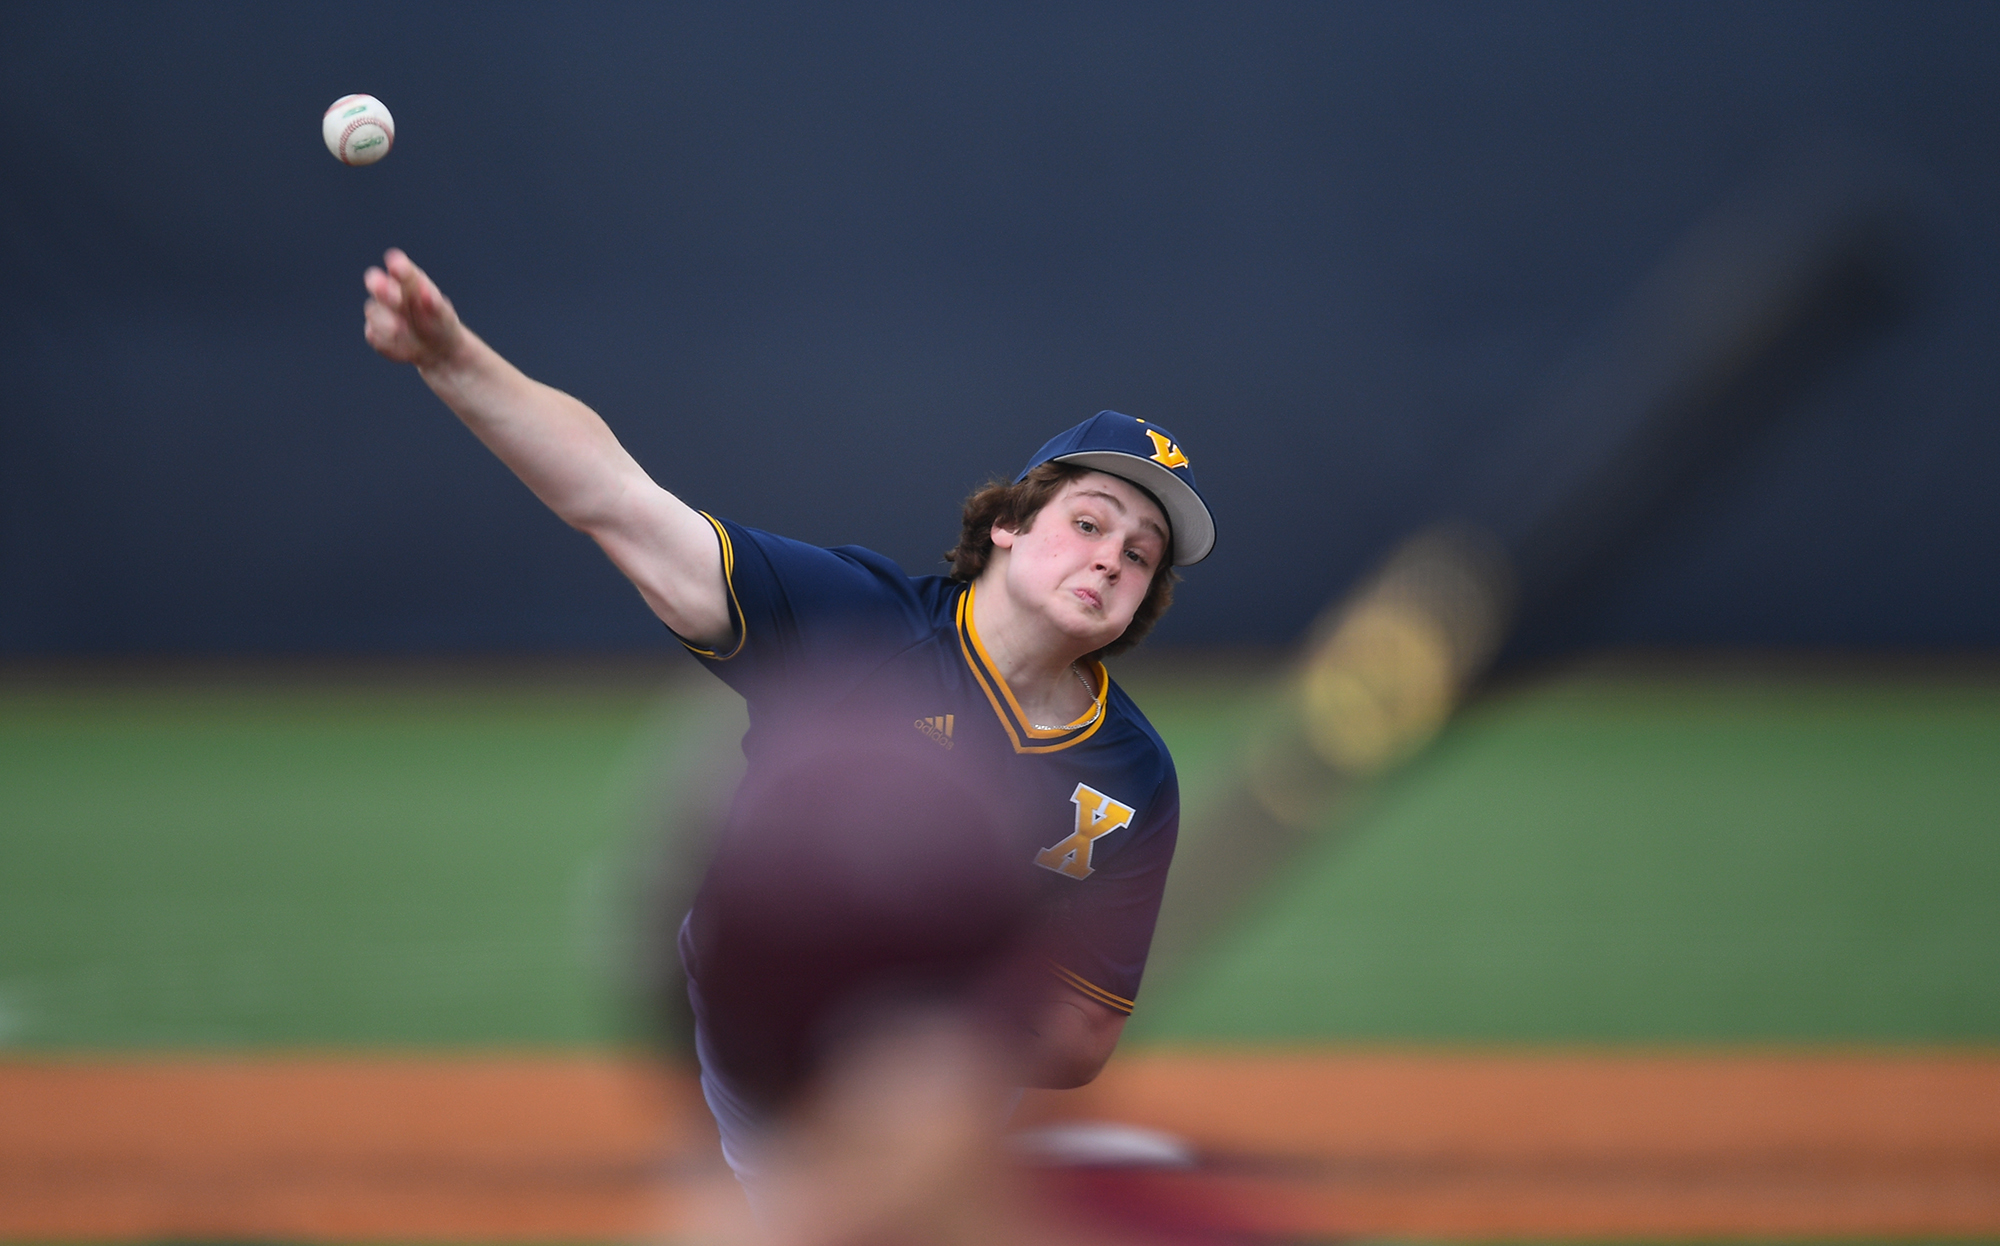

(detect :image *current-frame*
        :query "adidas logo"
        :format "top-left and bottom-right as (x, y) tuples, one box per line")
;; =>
(915, 714), (955, 749)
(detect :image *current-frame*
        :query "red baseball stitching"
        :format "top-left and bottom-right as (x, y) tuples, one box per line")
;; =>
(339, 116), (393, 165)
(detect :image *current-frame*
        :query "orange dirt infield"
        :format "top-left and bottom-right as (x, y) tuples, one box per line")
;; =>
(4, 1049), (1997, 1241)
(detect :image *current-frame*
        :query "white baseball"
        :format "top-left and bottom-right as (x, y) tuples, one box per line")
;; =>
(323, 94), (395, 166)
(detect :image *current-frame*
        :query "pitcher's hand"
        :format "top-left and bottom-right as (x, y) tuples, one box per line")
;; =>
(363, 248), (466, 369)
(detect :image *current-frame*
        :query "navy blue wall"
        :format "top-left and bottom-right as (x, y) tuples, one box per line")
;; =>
(3, 2), (1995, 655)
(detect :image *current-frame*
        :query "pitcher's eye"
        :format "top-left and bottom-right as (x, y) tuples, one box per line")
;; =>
(1076, 519), (1099, 534)
(1126, 548), (1150, 567)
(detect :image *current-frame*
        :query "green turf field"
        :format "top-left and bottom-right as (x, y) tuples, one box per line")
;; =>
(1138, 666), (2000, 1043)
(1, 660), (1996, 1049)
(0, 671), (687, 1047)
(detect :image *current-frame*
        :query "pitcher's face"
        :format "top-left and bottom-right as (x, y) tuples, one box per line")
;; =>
(990, 471), (1168, 652)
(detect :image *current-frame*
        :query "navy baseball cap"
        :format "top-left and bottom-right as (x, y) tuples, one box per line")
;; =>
(1017, 410), (1214, 564)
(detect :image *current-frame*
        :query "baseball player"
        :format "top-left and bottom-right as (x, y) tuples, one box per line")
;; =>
(360, 248), (1216, 1185)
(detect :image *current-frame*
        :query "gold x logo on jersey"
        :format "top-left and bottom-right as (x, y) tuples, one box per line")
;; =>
(1034, 783), (1136, 880)
(1144, 428), (1189, 470)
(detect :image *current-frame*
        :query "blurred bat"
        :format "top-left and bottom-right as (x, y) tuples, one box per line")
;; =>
(1147, 152), (1925, 979)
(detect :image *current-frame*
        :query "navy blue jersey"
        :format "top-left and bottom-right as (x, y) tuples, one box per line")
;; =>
(680, 514), (1179, 1016)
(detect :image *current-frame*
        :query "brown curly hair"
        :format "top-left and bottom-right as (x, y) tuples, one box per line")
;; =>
(943, 461), (1179, 659)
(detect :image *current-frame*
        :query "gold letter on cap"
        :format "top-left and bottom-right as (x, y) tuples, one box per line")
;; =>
(1145, 428), (1189, 469)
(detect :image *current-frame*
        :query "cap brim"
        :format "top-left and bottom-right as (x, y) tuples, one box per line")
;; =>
(1052, 450), (1215, 565)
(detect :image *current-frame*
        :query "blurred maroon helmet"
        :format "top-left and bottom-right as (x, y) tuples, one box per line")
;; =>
(683, 718), (1038, 1112)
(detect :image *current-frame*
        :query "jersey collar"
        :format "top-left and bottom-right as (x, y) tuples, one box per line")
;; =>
(955, 583), (1110, 755)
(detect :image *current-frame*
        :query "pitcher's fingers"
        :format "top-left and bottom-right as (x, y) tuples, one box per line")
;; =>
(415, 272), (451, 321)
(398, 263), (444, 323)
(364, 266), (404, 311)
(379, 248), (455, 335)
(363, 298), (407, 348)
(384, 249), (432, 300)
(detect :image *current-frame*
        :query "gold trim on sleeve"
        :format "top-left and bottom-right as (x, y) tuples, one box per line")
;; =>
(1047, 962), (1136, 1014)
(679, 512), (747, 661)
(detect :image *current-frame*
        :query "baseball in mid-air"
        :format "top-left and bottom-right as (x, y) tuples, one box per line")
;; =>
(322, 94), (395, 166)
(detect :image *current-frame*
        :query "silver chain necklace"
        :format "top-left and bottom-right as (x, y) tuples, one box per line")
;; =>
(1031, 663), (1102, 731)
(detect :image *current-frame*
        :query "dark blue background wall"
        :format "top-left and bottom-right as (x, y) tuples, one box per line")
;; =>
(3, 2), (1994, 656)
